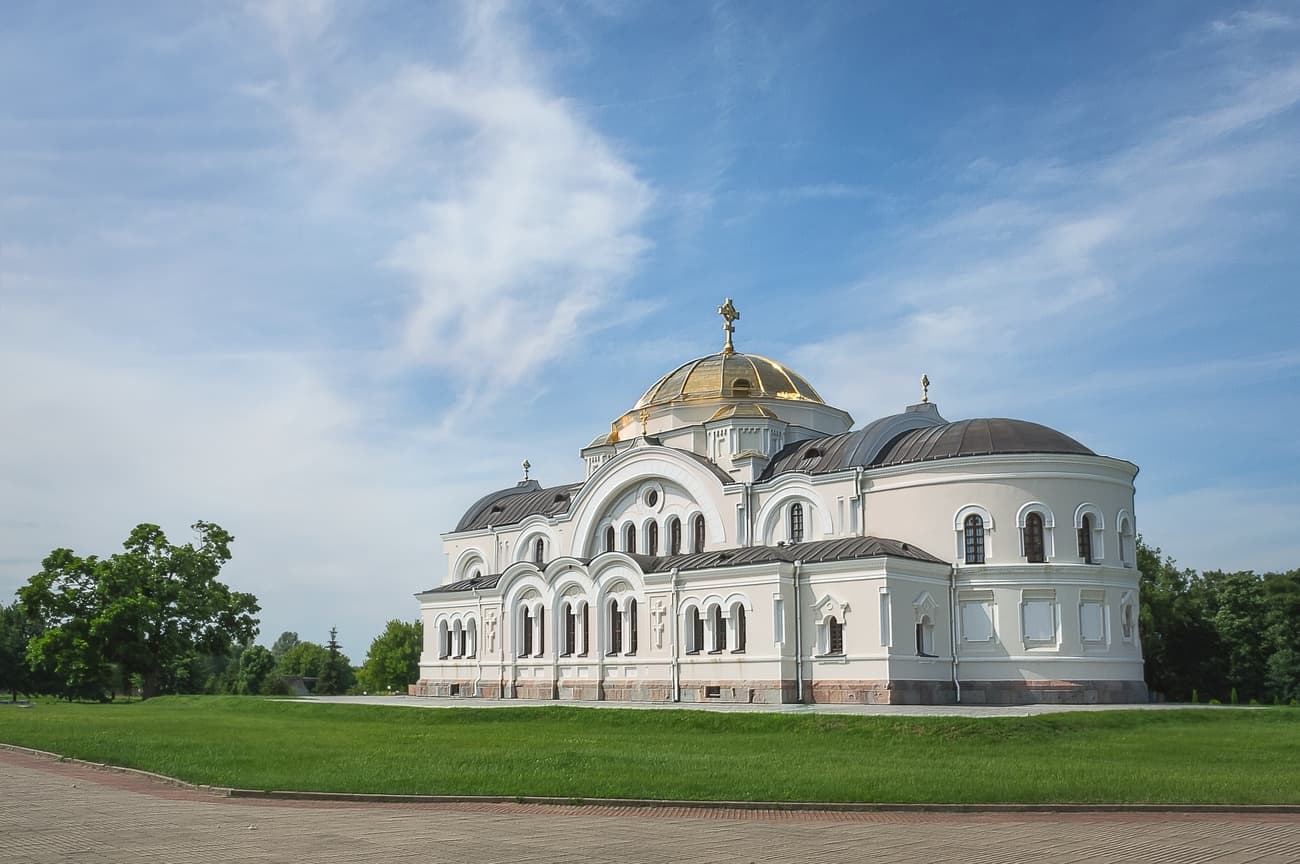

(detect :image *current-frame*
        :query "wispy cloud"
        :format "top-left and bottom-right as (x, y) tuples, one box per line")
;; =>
(249, 0), (653, 413)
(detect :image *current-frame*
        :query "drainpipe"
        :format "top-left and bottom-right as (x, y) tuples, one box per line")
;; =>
(854, 467), (865, 537)
(793, 560), (804, 703)
(473, 587), (483, 698)
(670, 568), (681, 702)
(949, 566), (961, 704)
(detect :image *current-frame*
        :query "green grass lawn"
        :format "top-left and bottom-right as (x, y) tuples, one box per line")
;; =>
(1, 697), (1297, 804)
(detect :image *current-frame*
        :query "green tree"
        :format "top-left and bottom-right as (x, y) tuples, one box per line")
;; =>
(358, 619), (424, 693)
(1137, 537), (1222, 700)
(19, 521), (260, 699)
(316, 627), (346, 695)
(270, 631), (300, 662)
(0, 600), (54, 700)
(276, 640), (331, 678)
(237, 645), (277, 695)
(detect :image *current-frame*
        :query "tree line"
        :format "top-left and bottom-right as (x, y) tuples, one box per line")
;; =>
(0, 522), (422, 701)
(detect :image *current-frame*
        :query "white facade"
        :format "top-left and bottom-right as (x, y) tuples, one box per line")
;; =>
(414, 318), (1145, 705)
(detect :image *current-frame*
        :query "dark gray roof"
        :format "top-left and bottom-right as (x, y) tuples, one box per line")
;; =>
(628, 535), (946, 571)
(761, 416), (1093, 478)
(453, 480), (584, 533)
(423, 536), (945, 593)
(870, 418), (1093, 467)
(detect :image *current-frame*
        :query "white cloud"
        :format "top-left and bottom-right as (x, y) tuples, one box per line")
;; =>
(250, 0), (653, 412)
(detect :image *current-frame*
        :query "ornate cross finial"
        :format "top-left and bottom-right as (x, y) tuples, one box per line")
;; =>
(639, 407), (649, 431)
(920, 373), (930, 404)
(521, 459), (531, 481)
(717, 297), (740, 355)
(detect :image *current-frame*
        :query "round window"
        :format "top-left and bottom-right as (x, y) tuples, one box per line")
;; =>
(646, 489), (659, 507)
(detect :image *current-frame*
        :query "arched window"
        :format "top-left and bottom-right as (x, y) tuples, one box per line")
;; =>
(439, 620), (450, 659)
(790, 503), (804, 544)
(963, 514), (985, 564)
(1078, 514), (1094, 564)
(628, 598), (638, 655)
(604, 526), (615, 553)
(1024, 512), (1046, 563)
(563, 604), (576, 656)
(624, 523), (637, 554)
(712, 606), (727, 653)
(828, 616), (844, 655)
(668, 517), (682, 555)
(521, 608), (533, 656)
(647, 521), (659, 556)
(534, 537), (545, 566)
(733, 606), (746, 653)
(1118, 517), (1133, 567)
(536, 608), (544, 655)
(466, 619), (478, 659)
(608, 599), (622, 655)
(454, 620), (465, 658)
(915, 615), (935, 656)
(686, 607), (702, 654)
(692, 514), (705, 553)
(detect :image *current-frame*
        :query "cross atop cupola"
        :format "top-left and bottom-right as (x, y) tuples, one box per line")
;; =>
(717, 297), (740, 355)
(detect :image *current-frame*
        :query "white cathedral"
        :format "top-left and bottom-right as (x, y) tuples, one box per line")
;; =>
(412, 301), (1146, 705)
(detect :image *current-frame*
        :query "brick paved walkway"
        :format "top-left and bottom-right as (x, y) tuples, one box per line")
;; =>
(3, 749), (1298, 863)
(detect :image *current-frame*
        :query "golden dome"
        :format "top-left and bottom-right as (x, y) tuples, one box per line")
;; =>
(634, 351), (825, 410)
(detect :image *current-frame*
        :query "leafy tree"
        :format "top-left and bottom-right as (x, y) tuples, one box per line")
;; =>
(358, 619), (423, 693)
(237, 645), (277, 695)
(19, 521), (260, 699)
(270, 631), (300, 661)
(0, 601), (54, 700)
(276, 641), (331, 678)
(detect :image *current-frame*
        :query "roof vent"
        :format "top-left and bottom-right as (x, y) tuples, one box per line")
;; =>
(489, 504), (505, 514)
(553, 493), (569, 503)
(803, 447), (822, 460)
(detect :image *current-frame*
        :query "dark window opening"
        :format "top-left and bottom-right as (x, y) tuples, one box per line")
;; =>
(563, 605), (576, 657)
(647, 521), (659, 556)
(1079, 514), (1095, 564)
(604, 525), (615, 553)
(733, 607), (746, 653)
(609, 599), (622, 655)
(705, 685), (722, 698)
(669, 518), (681, 554)
(963, 514), (985, 564)
(790, 503), (805, 544)
(534, 537), (545, 566)
(449, 683), (460, 696)
(628, 598), (638, 655)
(521, 609), (533, 656)
(1024, 512), (1046, 563)
(712, 606), (727, 653)
(828, 616), (844, 655)
(692, 515), (706, 553)
(625, 523), (637, 554)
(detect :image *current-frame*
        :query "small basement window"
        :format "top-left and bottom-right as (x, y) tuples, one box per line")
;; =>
(705, 685), (722, 699)
(449, 683), (460, 696)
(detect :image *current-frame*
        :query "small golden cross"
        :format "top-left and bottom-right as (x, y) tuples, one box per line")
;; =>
(717, 298), (740, 355)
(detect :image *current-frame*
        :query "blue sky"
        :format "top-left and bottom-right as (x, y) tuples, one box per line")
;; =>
(2, 1), (1298, 660)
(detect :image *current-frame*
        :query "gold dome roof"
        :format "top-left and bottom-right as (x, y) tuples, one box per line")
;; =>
(634, 351), (825, 410)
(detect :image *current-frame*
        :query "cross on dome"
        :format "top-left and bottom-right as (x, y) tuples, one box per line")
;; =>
(717, 298), (740, 355)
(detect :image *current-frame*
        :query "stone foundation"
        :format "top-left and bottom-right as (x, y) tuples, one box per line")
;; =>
(957, 679), (1148, 705)
(807, 679), (956, 705)
(411, 677), (1149, 705)
(676, 680), (785, 704)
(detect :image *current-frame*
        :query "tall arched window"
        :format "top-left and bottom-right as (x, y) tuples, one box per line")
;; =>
(608, 599), (622, 654)
(533, 537), (545, 566)
(628, 598), (638, 654)
(733, 606), (746, 653)
(535, 608), (544, 655)
(647, 521), (659, 556)
(1078, 514), (1094, 564)
(454, 621), (465, 657)
(712, 606), (727, 653)
(624, 523), (637, 553)
(668, 517), (682, 554)
(790, 503), (805, 544)
(963, 514), (985, 564)
(604, 526), (615, 553)
(915, 615), (934, 656)
(1024, 512), (1046, 563)
(692, 514), (705, 553)
(439, 620), (451, 658)
(521, 608), (533, 656)
(828, 616), (844, 655)
(686, 607), (702, 654)
(563, 604), (576, 656)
